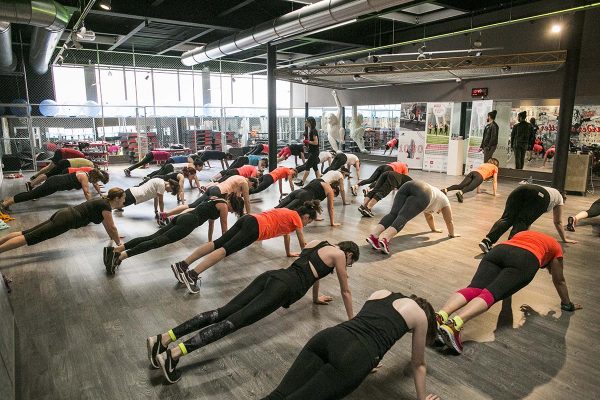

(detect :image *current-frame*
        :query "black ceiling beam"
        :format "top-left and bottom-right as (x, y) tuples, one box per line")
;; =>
(218, 0), (257, 17)
(88, 9), (240, 32)
(108, 20), (148, 51)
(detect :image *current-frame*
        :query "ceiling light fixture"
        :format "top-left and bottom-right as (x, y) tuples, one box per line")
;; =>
(307, 19), (357, 36)
(416, 53), (426, 61)
(473, 31), (483, 48)
(301, 77), (309, 84)
(353, 74), (361, 81)
(76, 24), (86, 39)
(99, 0), (112, 11)
(551, 24), (562, 33)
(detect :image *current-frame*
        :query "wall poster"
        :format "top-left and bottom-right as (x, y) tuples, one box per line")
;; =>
(423, 102), (453, 172)
(397, 103), (426, 169)
(465, 100), (494, 173)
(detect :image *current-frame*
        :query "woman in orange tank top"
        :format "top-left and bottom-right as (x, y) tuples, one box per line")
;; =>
(442, 158), (499, 203)
(170, 201), (322, 294)
(435, 230), (581, 355)
(250, 167), (296, 197)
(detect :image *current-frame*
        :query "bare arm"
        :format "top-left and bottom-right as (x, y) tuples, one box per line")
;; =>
(549, 258), (580, 309)
(492, 173), (498, 195)
(283, 234), (295, 257)
(156, 193), (164, 213)
(334, 252), (353, 320)
(553, 206), (576, 243)
(219, 204), (228, 236)
(78, 175), (92, 200)
(296, 228), (306, 250)
(241, 181), (251, 214)
(339, 178), (349, 205)
(410, 314), (429, 400)
(326, 190), (338, 226)
(441, 206), (458, 237)
(101, 210), (121, 245)
(424, 212), (440, 232)
(208, 219), (215, 242)
(178, 176), (186, 202)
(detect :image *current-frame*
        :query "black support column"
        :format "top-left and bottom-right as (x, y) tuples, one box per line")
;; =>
(267, 43), (277, 172)
(552, 11), (586, 191)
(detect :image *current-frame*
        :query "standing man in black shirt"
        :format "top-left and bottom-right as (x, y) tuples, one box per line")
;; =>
(511, 111), (531, 169)
(480, 110), (499, 162)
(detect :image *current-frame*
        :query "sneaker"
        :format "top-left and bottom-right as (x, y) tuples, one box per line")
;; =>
(157, 349), (181, 383)
(170, 261), (186, 283)
(25, 181), (32, 192)
(107, 252), (121, 275)
(378, 238), (390, 255)
(350, 185), (358, 196)
(103, 246), (114, 267)
(456, 191), (464, 203)
(179, 270), (201, 294)
(364, 207), (374, 217)
(362, 188), (368, 197)
(439, 320), (463, 354)
(434, 313), (445, 346)
(366, 234), (380, 250)
(294, 180), (304, 186)
(358, 205), (369, 217)
(147, 335), (167, 369)
(441, 188), (448, 195)
(566, 216), (576, 232)
(478, 239), (492, 254)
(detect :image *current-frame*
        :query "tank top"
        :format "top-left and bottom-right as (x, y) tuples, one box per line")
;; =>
(270, 241), (334, 308)
(237, 165), (257, 178)
(387, 161), (408, 175)
(55, 172), (82, 190)
(475, 163), (498, 180)
(188, 198), (226, 223)
(339, 292), (409, 360)
(151, 150), (171, 161)
(71, 198), (111, 228)
(270, 167), (292, 182)
(503, 230), (563, 267)
(218, 175), (246, 194)
(304, 179), (326, 200)
(69, 158), (94, 168)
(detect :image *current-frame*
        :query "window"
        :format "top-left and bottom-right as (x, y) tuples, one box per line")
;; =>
(53, 65), (86, 106)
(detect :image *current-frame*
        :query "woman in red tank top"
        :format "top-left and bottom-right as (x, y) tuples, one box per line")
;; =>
(171, 202), (322, 294)
(435, 231), (581, 354)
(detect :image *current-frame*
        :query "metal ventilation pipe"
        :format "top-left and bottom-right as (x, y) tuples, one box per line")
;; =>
(0, 0), (74, 75)
(0, 21), (17, 72)
(181, 0), (412, 66)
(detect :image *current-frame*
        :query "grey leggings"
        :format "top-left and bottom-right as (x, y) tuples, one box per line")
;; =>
(378, 180), (431, 231)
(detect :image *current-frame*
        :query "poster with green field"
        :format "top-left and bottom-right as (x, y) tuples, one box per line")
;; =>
(423, 102), (453, 172)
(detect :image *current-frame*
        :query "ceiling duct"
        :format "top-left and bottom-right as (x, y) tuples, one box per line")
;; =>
(0, 0), (75, 75)
(0, 21), (17, 72)
(181, 0), (412, 66)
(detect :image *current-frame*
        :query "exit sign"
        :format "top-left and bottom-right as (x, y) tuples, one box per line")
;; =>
(471, 87), (488, 97)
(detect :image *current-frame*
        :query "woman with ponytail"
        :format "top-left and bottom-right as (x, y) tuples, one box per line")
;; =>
(1, 169), (108, 211)
(172, 201), (322, 293)
(148, 239), (359, 384)
(0, 188), (125, 254)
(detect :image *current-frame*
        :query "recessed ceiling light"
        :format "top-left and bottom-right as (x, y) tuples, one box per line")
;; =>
(551, 24), (562, 33)
(99, 0), (111, 11)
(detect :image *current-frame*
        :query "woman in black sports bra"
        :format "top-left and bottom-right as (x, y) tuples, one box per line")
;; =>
(263, 290), (440, 400)
(104, 194), (245, 274)
(276, 178), (342, 226)
(147, 240), (359, 383)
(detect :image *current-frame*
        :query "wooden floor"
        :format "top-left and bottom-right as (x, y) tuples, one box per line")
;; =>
(1, 161), (599, 400)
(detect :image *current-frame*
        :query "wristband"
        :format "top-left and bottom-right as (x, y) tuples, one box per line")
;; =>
(561, 302), (575, 311)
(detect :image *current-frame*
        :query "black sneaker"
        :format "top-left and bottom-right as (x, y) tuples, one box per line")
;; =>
(350, 185), (358, 196)
(294, 180), (304, 186)
(358, 205), (369, 217)
(170, 261), (187, 283)
(124, 169), (131, 177)
(106, 252), (121, 275)
(157, 349), (181, 383)
(103, 246), (114, 269)
(362, 188), (368, 197)
(456, 191), (464, 203)
(179, 270), (201, 294)
(566, 216), (576, 232)
(478, 239), (492, 254)
(364, 207), (374, 217)
(146, 335), (167, 369)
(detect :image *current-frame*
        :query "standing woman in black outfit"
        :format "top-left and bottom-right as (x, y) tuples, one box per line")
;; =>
(147, 240), (359, 383)
(1, 169), (109, 210)
(0, 188), (125, 254)
(295, 117), (321, 186)
(262, 289), (439, 400)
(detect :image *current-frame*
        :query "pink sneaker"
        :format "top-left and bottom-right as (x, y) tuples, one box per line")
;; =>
(378, 238), (390, 254)
(366, 234), (380, 250)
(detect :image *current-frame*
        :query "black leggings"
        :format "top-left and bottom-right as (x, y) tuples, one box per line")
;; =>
(446, 171), (484, 193)
(379, 180), (431, 231)
(468, 244), (539, 302)
(485, 185), (550, 244)
(14, 175), (79, 203)
(366, 172), (404, 202)
(357, 165), (392, 187)
(213, 215), (259, 255)
(247, 144), (265, 155)
(45, 159), (72, 178)
(189, 186), (222, 208)
(22, 208), (79, 246)
(276, 188), (315, 210)
(228, 156), (249, 170)
(127, 152), (154, 171)
(296, 151), (319, 174)
(322, 154), (347, 174)
(146, 163), (174, 178)
(250, 175), (275, 194)
(124, 213), (205, 257)
(263, 326), (376, 400)
(585, 198), (600, 218)
(217, 169), (240, 183)
(172, 271), (291, 354)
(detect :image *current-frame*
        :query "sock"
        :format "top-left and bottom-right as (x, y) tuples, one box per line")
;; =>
(452, 315), (464, 330)
(437, 310), (449, 323)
